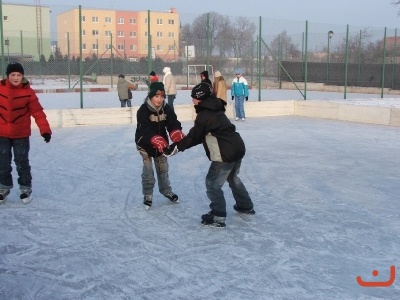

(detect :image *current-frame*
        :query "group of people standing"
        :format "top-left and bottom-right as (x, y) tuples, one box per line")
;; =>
(119, 68), (250, 122)
(201, 69), (249, 121)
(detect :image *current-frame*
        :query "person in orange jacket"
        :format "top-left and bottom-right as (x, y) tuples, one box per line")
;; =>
(0, 62), (52, 204)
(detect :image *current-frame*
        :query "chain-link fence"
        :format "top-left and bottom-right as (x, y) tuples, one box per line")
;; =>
(1, 3), (399, 108)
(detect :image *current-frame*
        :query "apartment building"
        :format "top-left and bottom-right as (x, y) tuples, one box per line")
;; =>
(57, 7), (180, 62)
(1, 3), (51, 61)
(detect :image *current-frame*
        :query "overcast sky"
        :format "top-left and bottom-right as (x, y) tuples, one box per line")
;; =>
(7, 0), (400, 30)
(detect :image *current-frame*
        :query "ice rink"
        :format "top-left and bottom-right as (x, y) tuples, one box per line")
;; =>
(0, 114), (399, 299)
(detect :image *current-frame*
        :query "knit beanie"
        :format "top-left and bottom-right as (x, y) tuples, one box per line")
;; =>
(118, 74), (125, 78)
(191, 82), (213, 100)
(6, 62), (24, 76)
(149, 71), (156, 76)
(214, 71), (221, 78)
(148, 82), (165, 98)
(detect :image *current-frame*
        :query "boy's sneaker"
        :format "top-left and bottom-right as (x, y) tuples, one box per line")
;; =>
(201, 212), (226, 228)
(143, 195), (153, 210)
(233, 204), (255, 215)
(0, 189), (10, 204)
(20, 188), (33, 204)
(235, 117), (240, 121)
(241, 118), (246, 121)
(164, 191), (179, 203)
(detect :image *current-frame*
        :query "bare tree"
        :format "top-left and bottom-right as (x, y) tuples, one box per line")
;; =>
(392, 1), (400, 15)
(270, 31), (301, 61)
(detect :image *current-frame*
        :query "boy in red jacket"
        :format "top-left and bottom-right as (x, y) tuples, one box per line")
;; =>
(0, 62), (52, 204)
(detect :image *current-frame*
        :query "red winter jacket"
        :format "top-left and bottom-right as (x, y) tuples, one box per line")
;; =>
(0, 78), (52, 138)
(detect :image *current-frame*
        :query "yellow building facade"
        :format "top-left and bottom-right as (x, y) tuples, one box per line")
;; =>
(57, 8), (179, 62)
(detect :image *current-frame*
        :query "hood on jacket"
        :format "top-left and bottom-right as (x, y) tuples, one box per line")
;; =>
(163, 67), (171, 74)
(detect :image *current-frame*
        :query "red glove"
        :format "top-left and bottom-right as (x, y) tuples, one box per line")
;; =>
(169, 129), (185, 143)
(150, 135), (168, 153)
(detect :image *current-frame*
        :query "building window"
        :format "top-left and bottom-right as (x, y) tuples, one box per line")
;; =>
(81, 16), (86, 22)
(157, 18), (163, 25)
(117, 44), (124, 50)
(105, 44), (111, 50)
(117, 31), (124, 37)
(144, 18), (147, 24)
(92, 16), (98, 23)
(82, 30), (86, 36)
(168, 19), (174, 25)
(92, 44), (99, 50)
(130, 18), (136, 24)
(130, 32), (137, 38)
(157, 32), (163, 38)
(130, 45), (137, 51)
(144, 32), (148, 37)
(105, 17), (112, 23)
(105, 30), (112, 37)
(156, 45), (163, 51)
(168, 45), (175, 51)
(82, 44), (86, 50)
(92, 30), (99, 36)
(117, 17), (124, 24)
(3, 16), (8, 21)
(168, 32), (175, 38)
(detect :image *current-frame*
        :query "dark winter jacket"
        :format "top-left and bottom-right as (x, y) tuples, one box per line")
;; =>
(135, 98), (182, 157)
(0, 78), (51, 138)
(200, 70), (212, 86)
(175, 95), (245, 162)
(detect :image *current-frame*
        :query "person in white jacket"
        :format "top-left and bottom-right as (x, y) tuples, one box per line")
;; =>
(162, 67), (177, 109)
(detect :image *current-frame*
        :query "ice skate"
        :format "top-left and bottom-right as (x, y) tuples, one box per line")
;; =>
(201, 212), (226, 228)
(143, 195), (153, 210)
(233, 204), (255, 215)
(0, 189), (10, 204)
(164, 191), (179, 203)
(20, 188), (33, 204)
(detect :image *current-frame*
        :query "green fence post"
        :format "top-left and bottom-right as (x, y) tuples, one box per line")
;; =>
(344, 25), (349, 99)
(79, 5), (83, 108)
(258, 17), (262, 101)
(304, 21), (308, 100)
(0, 0), (5, 77)
(147, 10), (152, 76)
(391, 28), (397, 90)
(357, 30), (362, 86)
(20, 30), (23, 60)
(381, 27), (387, 98)
(206, 13), (210, 72)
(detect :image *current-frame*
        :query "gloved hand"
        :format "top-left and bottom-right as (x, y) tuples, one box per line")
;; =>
(150, 135), (168, 153)
(42, 133), (51, 143)
(169, 129), (185, 143)
(163, 143), (179, 157)
(245, 96), (248, 101)
(231, 96), (234, 100)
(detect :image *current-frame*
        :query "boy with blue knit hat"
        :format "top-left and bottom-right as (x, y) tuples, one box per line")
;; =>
(135, 82), (185, 210)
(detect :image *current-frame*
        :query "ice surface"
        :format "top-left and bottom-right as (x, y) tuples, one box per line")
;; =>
(0, 112), (399, 298)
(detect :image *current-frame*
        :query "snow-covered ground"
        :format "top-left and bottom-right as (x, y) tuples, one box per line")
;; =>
(26, 78), (400, 110)
(0, 113), (399, 299)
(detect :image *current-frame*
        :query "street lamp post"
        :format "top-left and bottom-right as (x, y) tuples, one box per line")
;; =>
(5, 38), (10, 63)
(326, 30), (334, 84)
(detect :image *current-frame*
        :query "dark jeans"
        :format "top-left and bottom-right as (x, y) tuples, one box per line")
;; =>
(205, 159), (253, 217)
(120, 99), (132, 107)
(167, 95), (176, 109)
(0, 137), (32, 189)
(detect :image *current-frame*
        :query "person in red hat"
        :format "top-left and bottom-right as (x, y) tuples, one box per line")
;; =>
(0, 62), (52, 205)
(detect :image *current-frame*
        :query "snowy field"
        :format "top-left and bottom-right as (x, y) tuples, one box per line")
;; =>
(0, 114), (399, 299)
(26, 79), (400, 110)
